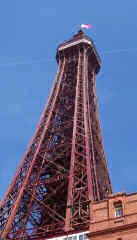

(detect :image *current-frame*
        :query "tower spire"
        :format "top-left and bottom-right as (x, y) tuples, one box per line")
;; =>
(0, 31), (112, 239)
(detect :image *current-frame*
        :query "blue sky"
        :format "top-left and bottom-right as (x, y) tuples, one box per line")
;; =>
(0, 0), (137, 200)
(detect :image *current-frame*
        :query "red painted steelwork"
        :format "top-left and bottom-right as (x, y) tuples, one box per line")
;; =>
(0, 30), (112, 239)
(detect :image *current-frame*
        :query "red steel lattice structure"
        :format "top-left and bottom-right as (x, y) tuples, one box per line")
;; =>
(0, 30), (112, 239)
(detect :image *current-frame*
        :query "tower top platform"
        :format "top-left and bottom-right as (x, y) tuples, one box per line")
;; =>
(56, 30), (101, 73)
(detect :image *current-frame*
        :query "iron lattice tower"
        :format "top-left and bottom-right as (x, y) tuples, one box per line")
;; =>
(0, 30), (112, 239)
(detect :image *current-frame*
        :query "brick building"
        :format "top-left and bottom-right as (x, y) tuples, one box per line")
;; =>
(89, 191), (137, 239)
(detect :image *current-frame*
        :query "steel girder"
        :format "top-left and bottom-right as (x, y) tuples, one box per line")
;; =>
(0, 33), (112, 239)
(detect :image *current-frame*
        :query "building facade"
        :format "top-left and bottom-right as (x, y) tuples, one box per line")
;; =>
(89, 191), (137, 239)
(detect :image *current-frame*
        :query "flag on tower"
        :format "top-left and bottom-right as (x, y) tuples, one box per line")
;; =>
(81, 24), (92, 29)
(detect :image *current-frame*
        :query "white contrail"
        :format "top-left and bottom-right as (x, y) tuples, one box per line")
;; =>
(0, 58), (54, 67)
(102, 48), (137, 54)
(0, 47), (137, 67)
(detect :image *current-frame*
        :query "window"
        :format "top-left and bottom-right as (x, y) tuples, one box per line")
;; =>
(64, 234), (87, 240)
(114, 201), (123, 218)
(79, 235), (83, 240)
(63, 235), (77, 240)
(84, 234), (88, 240)
(79, 234), (88, 240)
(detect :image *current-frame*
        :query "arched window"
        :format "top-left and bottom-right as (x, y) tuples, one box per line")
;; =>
(114, 201), (123, 218)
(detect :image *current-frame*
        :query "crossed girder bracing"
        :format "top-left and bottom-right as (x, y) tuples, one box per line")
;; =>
(0, 40), (112, 239)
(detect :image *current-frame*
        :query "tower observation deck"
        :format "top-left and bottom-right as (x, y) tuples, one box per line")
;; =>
(0, 30), (112, 239)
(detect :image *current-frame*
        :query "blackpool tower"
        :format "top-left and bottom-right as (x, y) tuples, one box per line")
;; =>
(0, 30), (112, 239)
